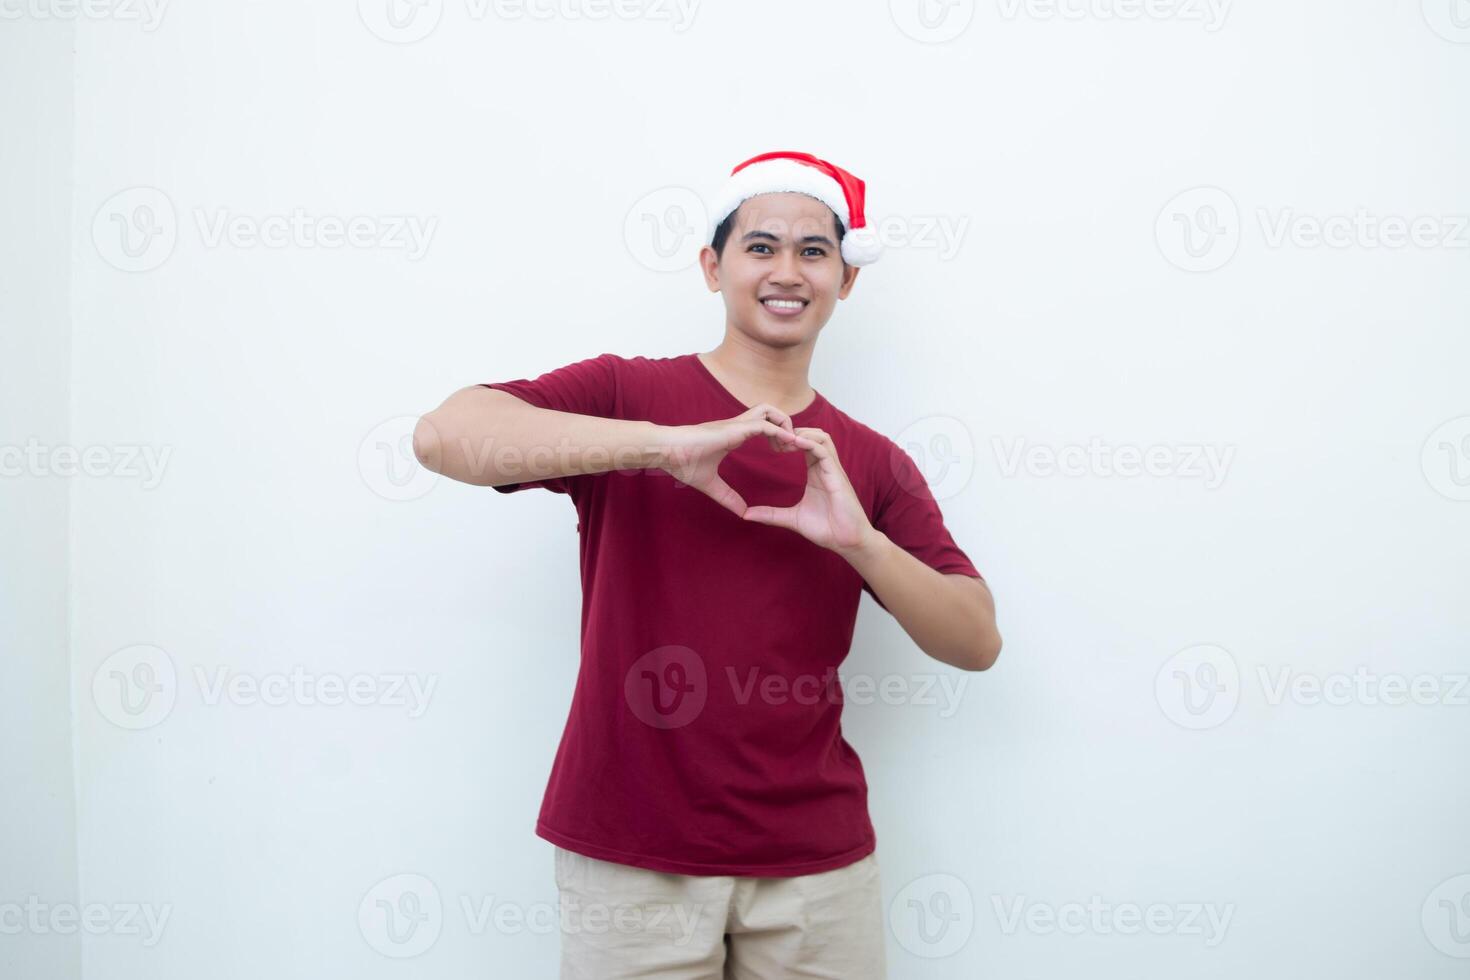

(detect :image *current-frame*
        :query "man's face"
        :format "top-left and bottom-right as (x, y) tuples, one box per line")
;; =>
(699, 192), (860, 349)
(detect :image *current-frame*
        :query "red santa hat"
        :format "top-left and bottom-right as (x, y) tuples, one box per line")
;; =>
(708, 150), (883, 267)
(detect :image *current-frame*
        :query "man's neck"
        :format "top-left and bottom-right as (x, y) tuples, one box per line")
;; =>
(698, 343), (817, 416)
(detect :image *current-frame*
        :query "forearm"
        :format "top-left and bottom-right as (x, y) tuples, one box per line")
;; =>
(414, 386), (665, 487)
(839, 532), (1001, 671)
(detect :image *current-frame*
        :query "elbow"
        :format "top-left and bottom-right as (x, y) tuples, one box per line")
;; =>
(412, 414), (442, 474)
(968, 630), (1002, 672)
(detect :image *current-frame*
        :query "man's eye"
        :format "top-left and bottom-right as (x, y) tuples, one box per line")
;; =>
(804, 247), (826, 257)
(749, 244), (771, 254)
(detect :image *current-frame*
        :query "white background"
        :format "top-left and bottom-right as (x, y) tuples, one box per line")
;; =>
(4, 0), (1469, 976)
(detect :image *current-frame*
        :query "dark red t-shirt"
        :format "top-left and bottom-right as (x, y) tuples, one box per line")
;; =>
(481, 351), (982, 877)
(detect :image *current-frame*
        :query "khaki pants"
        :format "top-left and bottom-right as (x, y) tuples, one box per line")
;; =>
(554, 845), (888, 979)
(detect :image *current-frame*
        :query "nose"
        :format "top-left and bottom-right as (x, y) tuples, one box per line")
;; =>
(769, 249), (805, 287)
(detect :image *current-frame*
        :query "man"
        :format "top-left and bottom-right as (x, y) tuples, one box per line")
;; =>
(414, 150), (1000, 979)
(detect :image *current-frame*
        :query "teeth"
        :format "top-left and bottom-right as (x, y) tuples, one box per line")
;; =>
(763, 299), (804, 310)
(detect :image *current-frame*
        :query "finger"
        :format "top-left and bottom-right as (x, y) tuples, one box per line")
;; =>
(760, 421), (800, 452)
(704, 475), (748, 518)
(742, 503), (798, 528)
(791, 434), (844, 484)
(747, 403), (795, 434)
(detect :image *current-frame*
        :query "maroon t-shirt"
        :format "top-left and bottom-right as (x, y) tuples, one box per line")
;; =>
(480, 351), (982, 877)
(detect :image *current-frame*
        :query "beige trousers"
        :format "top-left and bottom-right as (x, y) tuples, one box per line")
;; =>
(554, 845), (888, 979)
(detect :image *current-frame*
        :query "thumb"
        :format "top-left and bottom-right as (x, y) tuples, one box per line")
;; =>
(703, 475), (748, 518)
(741, 504), (795, 528)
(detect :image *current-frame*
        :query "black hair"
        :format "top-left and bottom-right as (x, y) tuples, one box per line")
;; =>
(711, 199), (847, 266)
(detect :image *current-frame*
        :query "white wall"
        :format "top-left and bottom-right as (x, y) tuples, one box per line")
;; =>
(0, 15), (81, 980)
(7, 1), (1469, 977)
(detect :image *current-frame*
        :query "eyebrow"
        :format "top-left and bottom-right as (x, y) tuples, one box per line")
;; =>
(740, 229), (837, 248)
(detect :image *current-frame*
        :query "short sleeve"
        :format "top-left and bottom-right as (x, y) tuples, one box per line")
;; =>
(862, 439), (983, 613)
(478, 352), (621, 496)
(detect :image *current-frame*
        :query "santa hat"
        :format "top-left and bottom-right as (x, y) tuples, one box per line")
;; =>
(708, 151), (883, 267)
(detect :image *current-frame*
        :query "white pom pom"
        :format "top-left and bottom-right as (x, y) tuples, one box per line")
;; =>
(840, 225), (883, 266)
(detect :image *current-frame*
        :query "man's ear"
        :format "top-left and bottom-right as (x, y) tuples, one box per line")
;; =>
(837, 263), (860, 299)
(698, 244), (722, 293)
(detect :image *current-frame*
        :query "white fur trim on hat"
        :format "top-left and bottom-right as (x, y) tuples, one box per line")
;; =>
(840, 226), (883, 267)
(707, 158), (883, 266)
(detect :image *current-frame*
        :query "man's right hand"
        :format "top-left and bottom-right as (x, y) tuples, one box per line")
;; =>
(651, 405), (801, 517)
